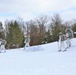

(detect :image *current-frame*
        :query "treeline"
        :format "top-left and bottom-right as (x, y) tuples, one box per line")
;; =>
(0, 14), (76, 49)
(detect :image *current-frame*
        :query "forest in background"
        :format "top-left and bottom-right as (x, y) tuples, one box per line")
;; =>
(0, 14), (76, 49)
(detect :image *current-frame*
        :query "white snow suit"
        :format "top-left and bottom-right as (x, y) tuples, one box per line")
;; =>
(0, 40), (6, 53)
(58, 33), (66, 51)
(24, 37), (30, 50)
(65, 31), (71, 48)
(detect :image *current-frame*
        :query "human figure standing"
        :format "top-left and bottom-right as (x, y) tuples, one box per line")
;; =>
(58, 32), (66, 52)
(65, 30), (72, 48)
(24, 35), (30, 50)
(0, 39), (6, 53)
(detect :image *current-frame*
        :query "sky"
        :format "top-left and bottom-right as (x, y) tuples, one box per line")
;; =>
(0, 0), (76, 23)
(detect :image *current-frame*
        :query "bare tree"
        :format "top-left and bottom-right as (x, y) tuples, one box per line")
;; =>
(36, 16), (49, 44)
(24, 16), (49, 45)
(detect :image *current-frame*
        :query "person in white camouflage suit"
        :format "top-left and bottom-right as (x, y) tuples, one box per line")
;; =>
(24, 35), (30, 50)
(0, 39), (6, 53)
(58, 32), (66, 52)
(65, 28), (74, 49)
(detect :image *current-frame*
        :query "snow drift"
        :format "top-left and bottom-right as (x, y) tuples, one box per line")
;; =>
(0, 38), (76, 75)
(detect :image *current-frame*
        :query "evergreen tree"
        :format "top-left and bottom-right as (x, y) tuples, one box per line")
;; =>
(6, 21), (24, 48)
(50, 14), (62, 41)
(72, 23), (76, 32)
(0, 22), (5, 39)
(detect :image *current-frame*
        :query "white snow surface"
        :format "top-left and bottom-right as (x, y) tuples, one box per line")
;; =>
(0, 38), (76, 75)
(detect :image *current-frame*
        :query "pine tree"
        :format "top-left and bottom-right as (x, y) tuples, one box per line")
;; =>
(6, 21), (24, 48)
(0, 22), (5, 39)
(50, 14), (62, 41)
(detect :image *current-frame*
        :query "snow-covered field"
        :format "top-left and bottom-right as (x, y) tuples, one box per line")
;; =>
(0, 38), (76, 75)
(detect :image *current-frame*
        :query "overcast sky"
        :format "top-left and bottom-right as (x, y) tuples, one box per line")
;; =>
(0, 0), (76, 23)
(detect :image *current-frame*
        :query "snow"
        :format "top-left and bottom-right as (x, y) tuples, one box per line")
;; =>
(0, 38), (76, 75)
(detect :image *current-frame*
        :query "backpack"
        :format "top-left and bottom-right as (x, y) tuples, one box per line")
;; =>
(61, 34), (65, 41)
(59, 34), (65, 41)
(25, 37), (30, 43)
(66, 30), (72, 38)
(26, 37), (28, 42)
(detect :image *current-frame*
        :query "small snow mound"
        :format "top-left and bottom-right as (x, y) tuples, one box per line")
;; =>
(24, 45), (44, 52)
